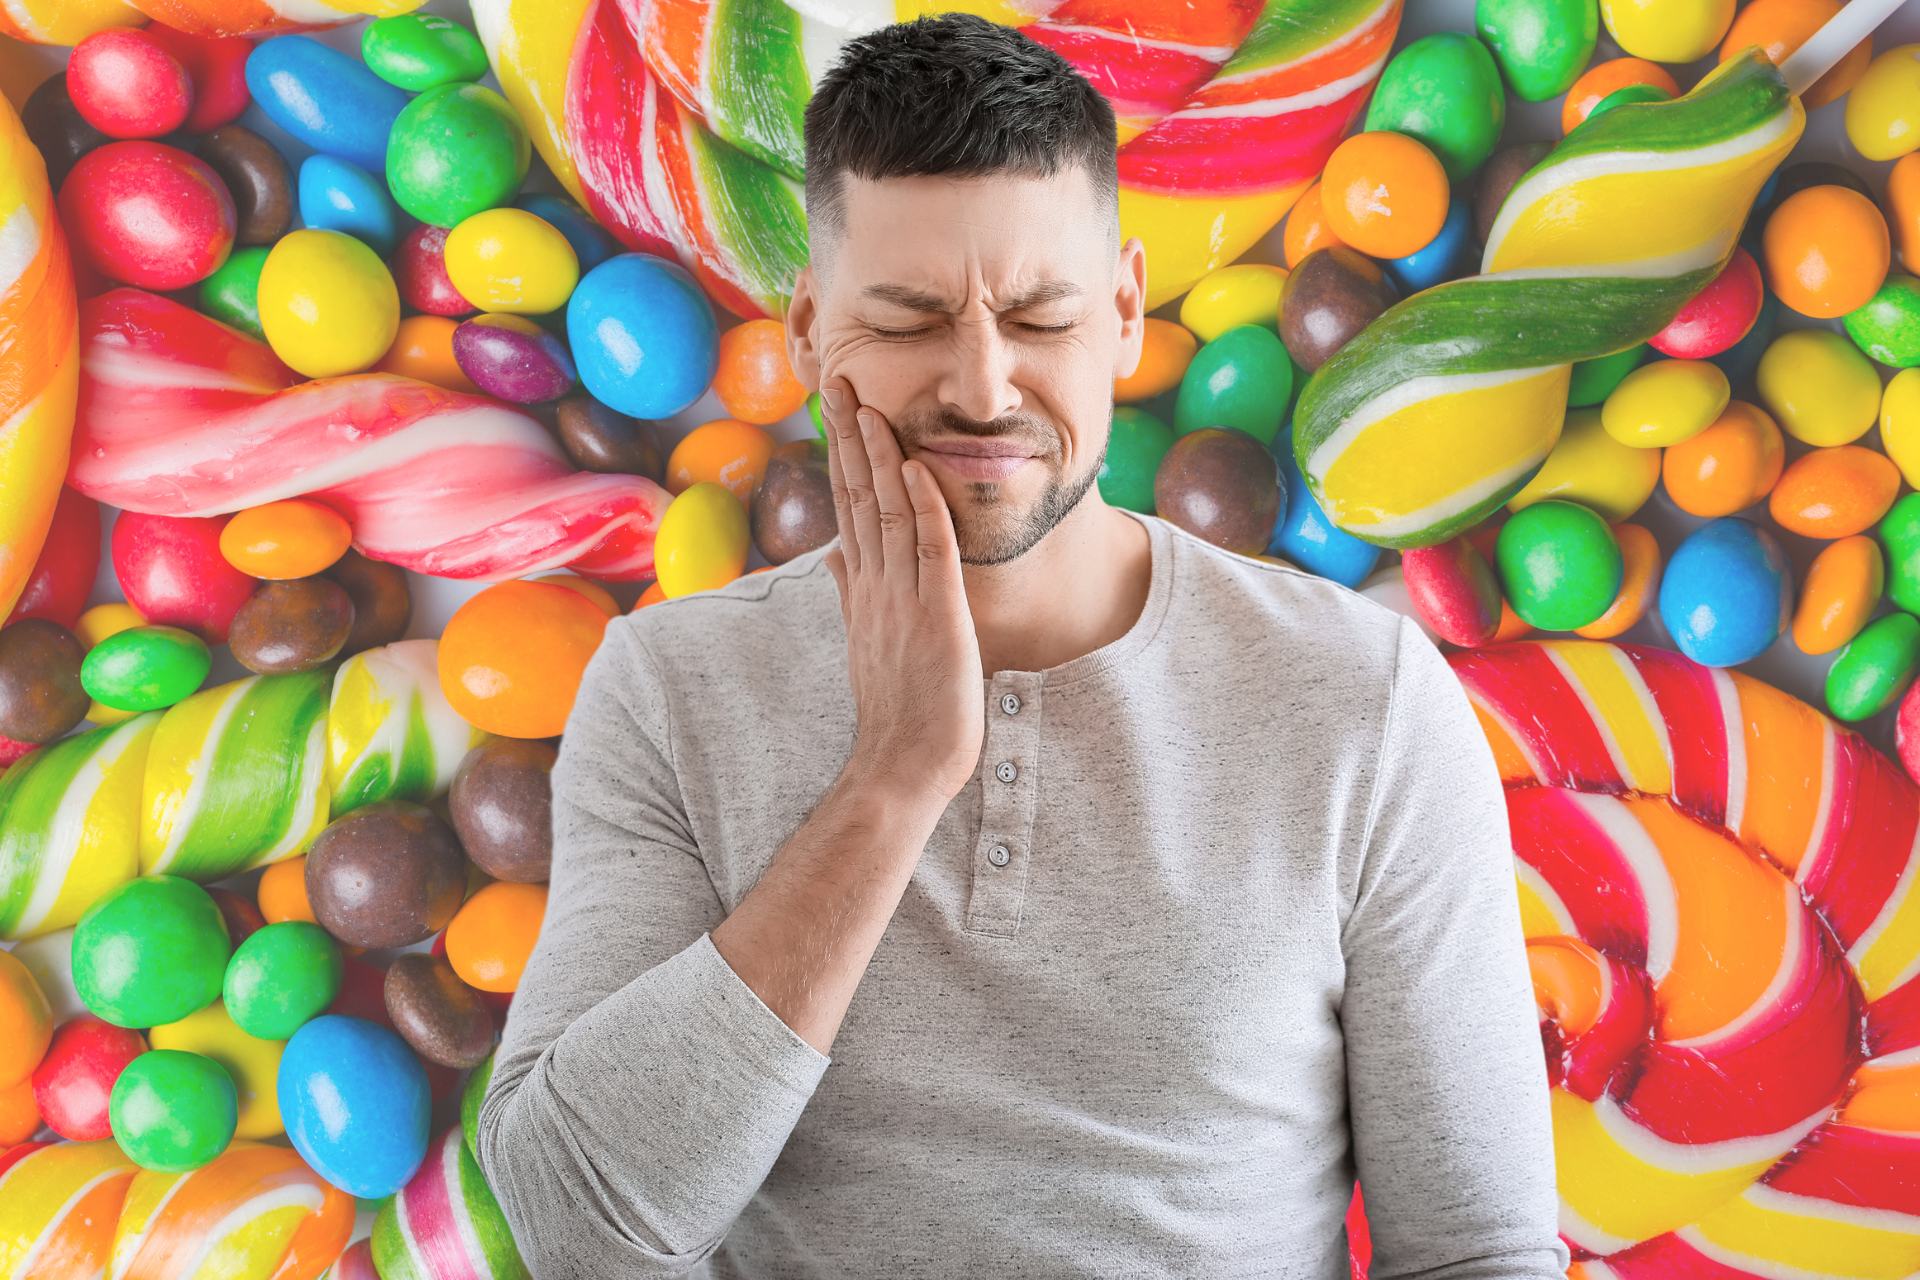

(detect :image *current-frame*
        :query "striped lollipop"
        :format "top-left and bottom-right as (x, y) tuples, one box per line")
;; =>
(0, 0), (428, 43)
(0, 1141), (138, 1279)
(327, 641), (485, 818)
(371, 1127), (530, 1280)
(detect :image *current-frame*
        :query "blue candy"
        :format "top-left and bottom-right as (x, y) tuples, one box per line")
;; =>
(1658, 517), (1794, 667)
(567, 253), (719, 419)
(246, 37), (409, 174)
(279, 1015), (430, 1198)
(517, 193), (620, 276)
(1382, 196), (1472, 296)
(1272, 429), (1379, 587)
(298, 155), (402, 256)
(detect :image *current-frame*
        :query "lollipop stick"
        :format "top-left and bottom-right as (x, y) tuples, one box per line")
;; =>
(1780, 0), (1904, 96)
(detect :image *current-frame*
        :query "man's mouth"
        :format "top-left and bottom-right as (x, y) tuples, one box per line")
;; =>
(914, 438), (1040, 482)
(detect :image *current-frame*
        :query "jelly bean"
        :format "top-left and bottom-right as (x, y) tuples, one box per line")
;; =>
(194, 125), (291, 247)
(245, 36), (408, 175)
(1402, 537), (1503, 647)
(60, 142), (235, 290)
(1602, 0), (1731, 64)
(259, 230), (400, 380)
(390, 223), (474, 318)
(516, 192), (620, 277)
(667, 418), (776, 506)
(1508, 407), (1659, 522)
(1764, 186), (1890, 319)
(323, 550), (412, 659)
(1495, 501), (1621, 631)
(68, 29), (192, 140)
(1282, 180), (1347, 267)
(1560, 58), (1678, 133)
(1573, 522), (1661, 639)
(73, 875), (229, 1030)
(1173, 324), (1291, 445)
(1756, 329), (1880, 446)
(1846, 45), (1920, 161)
(1658, 517), (1793, 666)
(142, 24), (252, 136)
(0, 619), (87, 744)
(373, 315), (478, 394)
(751, 440), (835, 566)
(279, 1014), (430, 1199)
(1320, 131), (1450, 260)
(1600, 358), (1729, 448)
(1114, 318), (1198, 402)
(451, 313), (576, 403)
(1153, 428), (1283, 557)
(1793, 535), (1884, 656)
(1366, 32), (1505, 184)
(1586, 81), (1671, 122)
(228, 578), (356, 675)
(109, 1049), (236, 1172)
(5, 486), (100, 632)
(1180, 265), (1287, 344)
(568, 254), (719, 420)
(655, 483), (753, 597)
(198, 245), (268, 340)
(1661, 400), (1784, 518)
(1270, 431), (1380, 587)
(1769, 445), (1901, 540)
(22, 73), (108, 192)
(112, 511), (258, 645)
(223, 921), (342, 1042)
(438, 580), (609, 736)
(1890, 154), (1920, 270)
(449, 737), (557, 884)
(385, 954), (493, 1069)
(1828, 613), (1920, 722)
(80, 625), (210, 713)
(444, 207), (577, 315)
(387, 84), (530, 230)
(299, 155), (401, 256)
(1476, 0), (1596, 101)
(0, 951), (51, 1086)
(363, 14), (489, 91)
(1722, 0), (1871, 111)
(220, 499), (353, 581)
(148, 1000), (283, 1139)
(31, 1016), (145, 1141)
(1566, 344), (1646, 408)
(1881, 493), (1920, 615)
(1708, 286), (1779, 392)
(1383, 197), (1471, 295)
(711, 319), (808, 425)
(556, 393), (665, 478)
(74, 603), (143, 651)
(307, 801), (466, 949)
(445, 881), (546, 994)
(1650, 247), (1762, 360)
(1098, 407), (1174, 514)
(1279, 247), (1397, 373)
(1471, 140), (1554, 246)
(1844, 272), (1920, 368)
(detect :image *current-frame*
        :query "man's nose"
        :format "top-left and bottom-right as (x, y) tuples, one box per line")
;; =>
(940, 317), (1023, 426)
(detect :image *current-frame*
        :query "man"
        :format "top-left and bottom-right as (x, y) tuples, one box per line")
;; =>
(478, 15), (1566, 1278)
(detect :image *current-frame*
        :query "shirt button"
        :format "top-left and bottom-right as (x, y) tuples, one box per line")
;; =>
(1000, 693), (1021, 716)
(994, 760), (1018, 784)
(988, 844), (1011, 867)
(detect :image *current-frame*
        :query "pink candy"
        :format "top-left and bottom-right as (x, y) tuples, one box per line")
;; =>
(1401, 537), (1503, 648)
(1650, 247), (1764, 360)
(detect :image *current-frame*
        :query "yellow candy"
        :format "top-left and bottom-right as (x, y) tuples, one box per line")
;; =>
(1509, 407), (1662, 523)
(148, 1000), (285, 1140)
(444, 208), (580, 316)
(1600, 359), (1730, 448)
(258, 230), (401, 380)
(1600, 0), (1735, 65)
(1120, 185), (1305, 312)
(74, 603), (143, 650)
(1883, 367), (1920, 488)
(1846, 45), (1920, 162)
(655, 482), (749, 598)
(1757, 329), (1880, 447)
(1179, 264), (1289, 343)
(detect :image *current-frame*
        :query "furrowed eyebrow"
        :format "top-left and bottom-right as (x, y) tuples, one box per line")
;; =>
(860, 279), (1085, 314)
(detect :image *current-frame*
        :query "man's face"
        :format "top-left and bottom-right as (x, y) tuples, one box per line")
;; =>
(786, 169), (1145, 565)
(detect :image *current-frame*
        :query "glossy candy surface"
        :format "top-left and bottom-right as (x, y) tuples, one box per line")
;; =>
(1507, 408), (1659, 524)
(1657, 517), (1793, 666)
(220, 499), (353, 580)
(376, 315), (480, 393)
(1882, 494), (1920, 616)
(259, 230), (401, 379)
(751, 440), (834, 566)
(364, 13), (490, 91)
(1769, 446), (1901, 540)
(1401, 537), (1503, 646)
(1180, 266), (1287, 343)
(198, 246), (268, 339)
(328, 640), (477, 820)
(1648, 246), (1762, 359)
(1279, 247), (1396, 374)
(325, 551), (411, 658)
(1844, 272), (1920, 368)
(1793, 536), (1883, 656)
(0, 619), (86, 744)
(279, 1015), (431, 1199)
(67, 29), (193, 140)
(108, 1049), (236, 1172)
(445, 881), (546, 994)
(245, 37), (409, 175)
(60, 142), (235, 291)
(1764, 185), (1890, 318)
(444, 207), (579, 316)
(439, 582), (608, 738)
(195, 126), (292, 247)
(1153, 429), (1282, 557)
(22, 73), (109, 193)
(227, 578), (356, 675)
(388, 84), (531, 230)
(385, 954), (493, 1068)
(556, 394), (665, 478)
(653, 483), (752, 599)
(1602, 0), (1732, 63)
(371, 1125), (529, 1280)
(224, 920), (342, 1042)
(1475, 0), (1596, 101)
(567, 254), (719, 420)
(450, 738), (556, 884)
(712, 319), (809, 424)
(1572, 521), (1661, 639)
(80, 625), (211, 712)
(1382, 197), (1471, 295)
(391, 222), (475, 317)
(667, 418), (775, 506)
(1559, 57), (1678, 132)
(1723, 0), (1871, 110)
(1848, 44), (1920, 162)
(1319, 130), (1449, 260)
(6, 486), (99, 633)
(145, 1001), (282, 1140)
(1270, 433), (1380, 588)
(306, 801), (466, 949)
(1281, 180), (1347, 267)
(1756, 329), (1881, 446)
(1600, 359), (1729, 448)
(1495, 501), (1621, 631)
(112, 512), (258, 646)
(31, 1016), (145, 1140)
(0, 952), (50, 1089)
(452, 313), (576, 403)
(1364, 32), (1504, 185)
(299, 155), (401, 256)
(143, 24), (251, 135)
(1470, 139), (1554, 245)
(73, 874), (229, 1029)
(1828, 614), (1920, 723)
(1098, 409), (1175, 515)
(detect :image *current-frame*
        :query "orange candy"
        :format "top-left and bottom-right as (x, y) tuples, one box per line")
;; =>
(0, 1077), (39, 1146)
(1113, 318), (1197, 403)
(218, 499), (354, 579)
(630, 581), (668, 611)
(1661, 400), (1785, 518)
(1562, 58), (1681, 134)
(712, 319), (808, 425)
(258, 856), (316, 924)
(438, 580), (610, 738)
(1764, 186), (1891, 319)
(1890, 154), (1920, 272)
(1319, 131), (1450, 260)
(1283, 179), (1348, 268)
(1721, 0), (1872, 110)
(0, 951), (51, 1086)
(444, 881), (548, 993)
(374, 315), (480, 394)
(666, 418), (776, 507)
(1793, 535), (1884, 656)
(1768, 444), (1901, 539)
(532, 573), (621, 618)
(1575, 523), (1663, 640)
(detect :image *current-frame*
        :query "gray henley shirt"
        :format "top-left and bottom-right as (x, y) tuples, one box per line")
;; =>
(476, 506), (1569, 1279)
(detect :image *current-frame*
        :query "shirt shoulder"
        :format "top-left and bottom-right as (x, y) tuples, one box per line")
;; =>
(612, 540), (847, 678)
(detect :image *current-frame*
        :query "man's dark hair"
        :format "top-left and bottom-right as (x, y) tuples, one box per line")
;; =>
(803, 14), (1119, 261)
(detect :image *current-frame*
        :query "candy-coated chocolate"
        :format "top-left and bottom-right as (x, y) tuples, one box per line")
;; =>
(1764, 185), (1890, 319)
(445, 207), (577, 315)
(1657, 516), (1793, 666)
(1880, 493), (1920, 615)
(1180, 265), (1288, 344)
(227, 578), (356, 675)
(666, 418), (775, 505)
(391, 223), (475, 317)
(31, 1016), (144, 1141)
(444, 881), (546, 994)
(1320, 131), (1450, 260)
(327, 639), (479, 816)
(1495, 500), (1621, 631)
(1756, 328), (1880, 446)
(1768, 446), (1901, 540)
(364, 14), (490, 91)
(1793, 535), (1883, 655)
(1566, 344), (1645, 408)
(220, 499), (353, 580)
(142, 24), (252, 137)
(1847, 45), (1920, 162)
(1559, 57), (1678, 133)
(80, 625), (211, 713)
(0, 950), (50, 1087)
(197, 245), (268, 340)
(1723, 0), (1871, 111)
(147, 1001), (283, 1140)
(1572, 521), (1661, 639)
(1383, 197), (1472, 295)
(1661, 400), (1784, 518)
(109, 1050), (236, 1172)
(449, 738), (556, 884)
(1282, 180), (1347, 268)
(711, 319), (810, 425)
(279, 1015), (431, 1200)
(451, 313), (576, 404)
(67, 30), (192, 141)
(385, 954), (493, 1069)
(1278, 246), (1396, 374)
(245, 37), (408, 175)
(112, 512), (258, 646)
(556, 393), (665, 479)
(1114, 319), (1198, 403)
(1603, 0), (1732, 63)
(568, 254), (719, 420)
(299, 155), (402, 257)
(1843, 272), (1920, 368)
(1470, 140), (1554, 247)
(751, 439), (835, 566)
(59, 142), (235, 291)
(22, 74), (108, 192)
(1600, 359), (1729, 448)
(1884, 367), (1920, 490)
(1097, 408), (1174, 515)
(1649, 247), (1762, 359)
(1890, 154), (1920, 270)
(1476, 0), (1596, 101)
(515, 193), (620, 277)
(1402, 537), (1504, 647)
(372, 1125), (528, 1280)
(322, 550), (412, 660)
(388, 84), (531, 231)
(206, 887), (265, 951)
(1365, 32), (1504, 185)
(1507, 407), (1659, 523)
(73, 874), (229, 1029)
(653, 483), (752, 599)
(259, 229), (401, 380)
(376, 316), (481, 394)
(256, 856), (316, 927)
(0, 619), (87, 744)
(306, 801), (467, 950)
(1827, 613), (1920, 723)
(1270, 432), (1380, 588)
(194, 126), (291, 247)
(1153, 428), (1283, 557)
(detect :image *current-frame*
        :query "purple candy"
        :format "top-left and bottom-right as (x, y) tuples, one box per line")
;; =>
(451, 314), (577, 404)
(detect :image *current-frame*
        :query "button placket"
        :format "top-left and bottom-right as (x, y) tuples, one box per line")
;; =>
(968, 672), (1042, 937)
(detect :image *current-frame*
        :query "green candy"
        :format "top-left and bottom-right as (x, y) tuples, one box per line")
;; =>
(1568, 344), (1648, 407)
(1495, 500), (1622, 630)
(1364, 32), (1505, 185)
(363, 14), (489, 92)
(198, 246), (269, 341)
(73, 875), (230, 1029)
(1827, 613), (1920, 722)
(1475, 0), (1597, 102)
(1587, 82), (1673, 124)
(386, 84), (531, 229)
(462, 1048), (495, 1160)
(1882, 494), (1920, 615)
(80, 626), (211, 712)
(222, 921), (343, 1042)
(1174, 324), (1292, 446)
(109, 1049), (237, 1172)
(1098, 408), (1175, 513)
(1845, 272), (1920, 368)
(807, 391), (826, 440)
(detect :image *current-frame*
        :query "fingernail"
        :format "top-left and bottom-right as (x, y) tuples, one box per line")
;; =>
(822, 387), (843, 412)
(903, 466), (917, 487)
(856, 410), (874, 433)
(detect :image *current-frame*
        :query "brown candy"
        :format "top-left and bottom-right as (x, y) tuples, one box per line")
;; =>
(1278, 247), (1398, 373)
(1152, 428), (1282, 557)
(228, 578), (355, 674)
(1472, 140), (1555, 246)
(195, 125), (293, 246)
(555, 394), (665, 480)
(0, 619), (88, 745)
(322, 550), (411, 658)
(385, 953), (495, 1069)
(751, 439), (834, 565)
(22, 73), (107, 193)
(305, 800), (467, 949)
(449, 738), (557, 883)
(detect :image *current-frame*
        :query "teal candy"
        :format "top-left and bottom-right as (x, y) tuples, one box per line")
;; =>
(110, 1049), (238, 1172)
(386, 84), (531, 229)
(1883, 494), (1920, 615)
(362, 14), (489, 91)
(1844, 272), (1920, 368)
(73, 875), (230, 1029)
(1588, 82), (1673, 123)
(1173, 325), (1292, 446)
(223, 921), (344, 1042)
(1827, 613), (1920, 721)
(1495, 500), (1622, 630)
(462, 1048), (494, 1159)
(1568, 344), (1647, 406)
(1475, 0), (1597, 102)
(80, 626), (211, 712)
(1098, 408), (1175, 513)
(198, 247), (269, 341)
(1363, 32), (1505, 185)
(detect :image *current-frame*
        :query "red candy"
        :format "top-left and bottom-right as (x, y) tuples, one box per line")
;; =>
(144, 23), (253, 135)
(1650, 247), (1764, 359)
(66, 29), (193, 139)
(31, 1016), (147, 1141)
(392, 223), (475, 317)
(110, 511), (258, 645)
(0, 736), (35, 771)
(60, 141), (236, 290)
(1401, 537), (1504, 647)
(0, 1143), (45, 1177)
(207, 886), (267, 948)
(5, 487), (101, 631)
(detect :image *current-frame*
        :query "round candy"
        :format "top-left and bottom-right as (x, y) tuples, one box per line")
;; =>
(1281, 179), (1347, 266)
(67, 29), (192, 140)
(1600, 359), (1730, 448)
(515, 193), (620, 276)
(207, 887), (266, 950)
(1661, 400), (1785, 518)
(1884, 367), (1920, 490)
(1721, 0), (1871, 111)
(1180, 265), (1288, 344)
(1793, 535), (1883, 656)
(109, 1049), (236, 1172)
(1319, 131), (1449, 260)
(1278, 247), (1396, 373)
(256, 856), (317, 927)
(220, 499), (353, 580)
(80, 625), (211, 713)
(363, 13), (490, 91)
(1114, 318), (1198, 403)
(1401, 537), (1503, 647)
(1880, 493), (1920, 615)
(1843, 272), (1920, 369)
(1382, 196), (1472, 295)
(31, 1016), (146, 1141)
(1767, 445), (1901, 540)
(1152, 428), (1283, 557)
(1827, 613), (1920, 723)
(391, 222), (475, 317)
(1476, 0), (1597, 102)
(259, 230), (401, 379)
(1846, 44), (1920, 162)
(384, 954), (493, 1068)
(227, 578), (355, 676)
(567, 254), (719, 420)
(1568, 344), (1645, 408)
(22, 73), (109, 193)
(59, 142), (236, 291)
(451, 313), (576, 403)
(712, 319), (810, 424)
(1173, 324), (1291, 446)
(6, 484), (100, 634)
(1097, 408), (1175, 515)
(556, 394), (665, 478)
(194, 125), (292, 247)
(1573, 522), (1662, 640)
(751, 439), (835, 565)
(666, 419), (776, 505)
(387, 84), (531, 230)
(244, 36), (408, 175)
(323, 550), (412, 659)
(142, 23), (251, 136)
(0, 619), (87, 744)
(1270, 432), (1380, 588)
(279, 1015), (430, 1199)
(444, 207), (578, 315)
(1756, 329), (1880, 446)
(75, 603), (143, 651)
(1471, 140), (1555, 245)
(73, 875), (230, 1030)
(1506, 407), (1659, 524)
(306, 801), (467, 950)
(1560, 58), (1678, 133)
(654, 483), (752, 598)
(450, 738), (557, 884)
(1601, 0), (1731, 64)
(444, 882), (547, 994)
(197, 246), (268, 340)
(1889, 154), (1920, 271)
(1364, 31), (1504, 185)
(1763, 185), (1890, 319)
(1649, 247), (1762, 359)
(0, 951), (51, 1086)
(375, 315), (480, 394)
(112, 512), (258, 646)
(147, 1000), (284, 1139)
(1494, 501), (1622, 631)
(299, 155), (402, 257)
(1657, 517), (1793, 667)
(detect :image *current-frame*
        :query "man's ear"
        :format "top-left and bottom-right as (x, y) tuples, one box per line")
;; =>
(787, 265), (822, 392)
(1112, 236), (1147, 382)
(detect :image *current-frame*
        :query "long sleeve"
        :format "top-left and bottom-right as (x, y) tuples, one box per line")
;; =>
(474, 619), (832, 1277)
(1340, 619), (1569, 1280)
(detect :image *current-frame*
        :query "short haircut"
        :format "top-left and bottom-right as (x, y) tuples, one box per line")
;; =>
(803, 14), (1120, 263)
